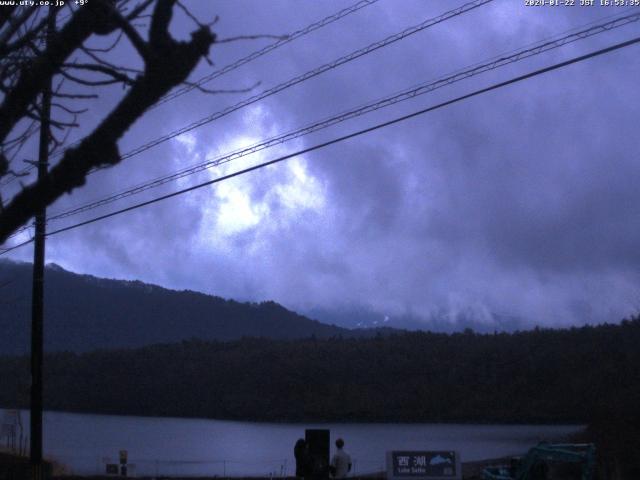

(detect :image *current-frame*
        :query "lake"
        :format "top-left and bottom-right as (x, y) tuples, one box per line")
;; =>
(1, 409), (583, 477)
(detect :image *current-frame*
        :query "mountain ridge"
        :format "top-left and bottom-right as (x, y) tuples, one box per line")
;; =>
(0, 259), (359, 354)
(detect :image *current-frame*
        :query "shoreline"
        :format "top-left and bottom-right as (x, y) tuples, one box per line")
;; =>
(0, 450), (534, 480)
(0, 406), (589, 426)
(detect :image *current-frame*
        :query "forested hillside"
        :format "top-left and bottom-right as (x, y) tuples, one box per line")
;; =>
(0, 260), (350, 353)
(1, 317), (638, 424)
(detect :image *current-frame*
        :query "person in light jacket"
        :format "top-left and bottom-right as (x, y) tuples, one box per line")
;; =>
(330, 438), (352, 478)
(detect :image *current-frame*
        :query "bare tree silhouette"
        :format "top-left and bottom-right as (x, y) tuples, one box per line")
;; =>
(0, 0), (217, 243)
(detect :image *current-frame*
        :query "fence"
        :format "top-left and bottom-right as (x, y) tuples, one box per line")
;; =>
(43, 454), (384, 477)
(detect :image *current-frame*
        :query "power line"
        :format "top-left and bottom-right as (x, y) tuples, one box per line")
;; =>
(3, 33), (638, 255)
(98, 0), (494, 163)
(2, 0), (491, 189)
(1, 237), (34, 256)
(0, 0), (380, 186)
(17, 9), (639, 235)
(153, 0), (380, 108)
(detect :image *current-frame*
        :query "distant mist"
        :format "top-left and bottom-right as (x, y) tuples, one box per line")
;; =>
(304, 305), (527, 333)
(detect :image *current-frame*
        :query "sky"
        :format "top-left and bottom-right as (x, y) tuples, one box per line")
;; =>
(2, 0), (640, 330)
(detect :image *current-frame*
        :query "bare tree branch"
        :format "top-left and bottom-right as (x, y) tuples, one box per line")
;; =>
(0, 6), (18, 31)
(4, 168), (32, 179)
(0, 1), (121, 144)
(82, 30), (124, 53)
(79, 47), (142, 74)
(51, 103), (88, 115)
(60, 67), (134, 87)
(52, 92), (99, 99)
(0, 0), (216, 243)
(216, 34), (288, 44)
(0, 14), (47, 57)
(125, 0), (155, 21)
(0, 7), (36, 49)
(105, 6), (151, 60)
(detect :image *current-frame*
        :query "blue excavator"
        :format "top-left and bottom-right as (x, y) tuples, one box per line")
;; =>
(481, 443), (596, 480)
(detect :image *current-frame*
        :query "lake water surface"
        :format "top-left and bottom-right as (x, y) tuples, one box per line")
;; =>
(2, 409), (583, 477)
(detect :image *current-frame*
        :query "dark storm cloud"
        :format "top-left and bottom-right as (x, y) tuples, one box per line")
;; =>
(4, 0), (640, 328)
(419, 61), (640, 275)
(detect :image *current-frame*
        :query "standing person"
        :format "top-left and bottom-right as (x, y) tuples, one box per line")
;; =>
(330, 438), (352, 478)
(294, 438), (311, 479)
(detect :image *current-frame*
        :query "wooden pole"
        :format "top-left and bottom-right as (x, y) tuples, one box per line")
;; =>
(30, 8), (55, 480)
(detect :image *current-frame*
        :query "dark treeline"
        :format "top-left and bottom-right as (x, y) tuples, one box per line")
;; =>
(1, 317), (639, 425)
(0, 260), (352, 354)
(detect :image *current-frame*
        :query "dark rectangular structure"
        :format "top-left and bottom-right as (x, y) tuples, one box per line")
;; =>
(305, 429), (330, 479)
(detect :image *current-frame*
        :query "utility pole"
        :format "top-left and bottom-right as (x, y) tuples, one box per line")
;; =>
(31, 7), (55, 480)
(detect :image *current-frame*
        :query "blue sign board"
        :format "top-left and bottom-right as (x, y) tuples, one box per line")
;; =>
(386, 451), (460, 480)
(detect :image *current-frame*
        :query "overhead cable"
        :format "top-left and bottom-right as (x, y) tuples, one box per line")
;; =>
(105, 0), (494, 162)
(27, 10), (640, 231)
(2, 0), (492, 188)
(153, 0), (381, 108)
(3, 33), (638, 255)
(0, 0), (380, 186)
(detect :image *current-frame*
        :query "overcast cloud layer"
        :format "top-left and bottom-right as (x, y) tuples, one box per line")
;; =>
(3, 0), (640, 329)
